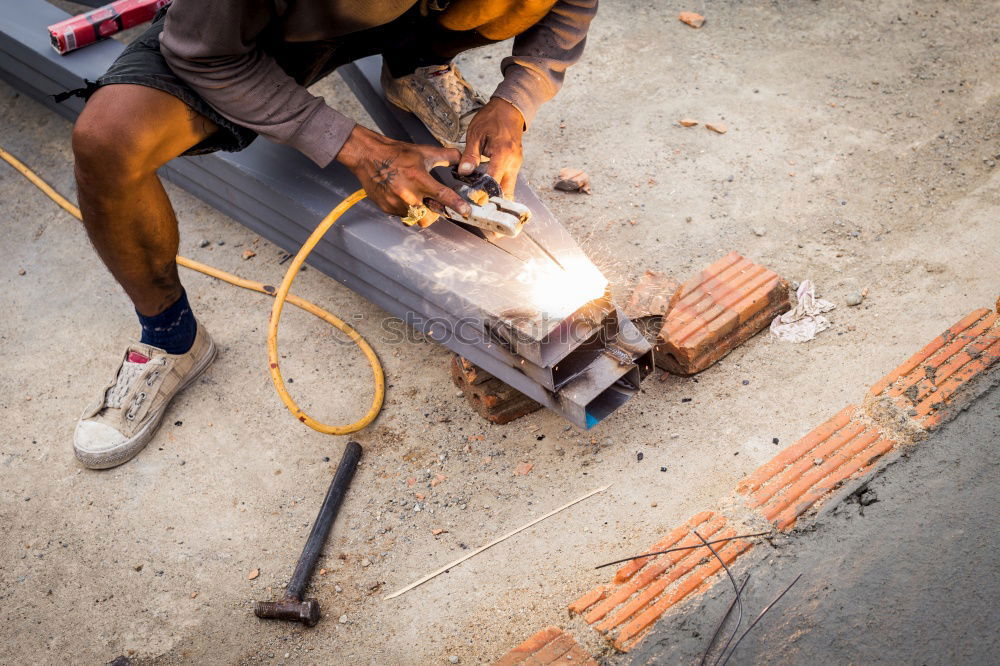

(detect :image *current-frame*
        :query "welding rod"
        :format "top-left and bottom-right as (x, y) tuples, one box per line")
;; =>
(253, 441), (363, 626)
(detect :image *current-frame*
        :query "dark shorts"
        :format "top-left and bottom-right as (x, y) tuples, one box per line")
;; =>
(88, 5), (494, 156)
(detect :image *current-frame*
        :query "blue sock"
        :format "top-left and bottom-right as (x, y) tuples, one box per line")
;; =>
(137, 289), (197, 355)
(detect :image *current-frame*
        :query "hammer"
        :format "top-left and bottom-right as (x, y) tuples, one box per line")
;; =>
(253, 441), (362, 626)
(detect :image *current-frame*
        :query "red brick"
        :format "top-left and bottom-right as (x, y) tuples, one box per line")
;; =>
(495, 627), (561, 666)
(886, 312), (997, 399)
(749, 420), (866, 508)
(451, 355), (542, 424)
(916, 337), (1000, 421)
(452, 355), (494, 386)
(568, 586), (607, 615)
(583, 515), (726, 625)
(655, 252), (789, 375)
(869, 309), (987, 396)
(772, 437), (895, 530)
(869, 309), (1000, 431)
(759, 428), (881, 521)
(613, 539), (753, 650)
(494, 627), (595, 666)
(678, 11), (705, 28)
(623, 270), (680, 321)
(529, 632), (576, 663)
(549, 644), (594, 664)
(736, 406), (856, 495)
(612, 510), (715, 584)
(596, 528), (738, 634)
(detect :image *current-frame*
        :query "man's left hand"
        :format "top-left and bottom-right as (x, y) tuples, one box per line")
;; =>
(458, 98), (524, 198)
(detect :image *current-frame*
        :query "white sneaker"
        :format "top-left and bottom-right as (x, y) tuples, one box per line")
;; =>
(74, 324), (217, 469)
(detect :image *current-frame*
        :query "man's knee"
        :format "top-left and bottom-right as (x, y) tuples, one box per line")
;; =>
(73, 85), (199, 185)
(73, 105), (155, 186)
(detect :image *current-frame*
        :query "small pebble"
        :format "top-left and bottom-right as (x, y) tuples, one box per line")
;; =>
(636, 452), (644, 461)
(449, 657), (460, 664)
(339, 614), (348, 624)
(772, 437), (780, 444)
(670, 433), (680, 439)
(846, 292), (864, 306)
(742, 379), (750, 386)
(361, 558), (372, 567)
(335, 585), (343, 593)
(18, 268), (26, 276)
(751, 226), (766, 237)
(681, 398), (692, 403)
(813, 458), (824, 465)
(198, 239), (210, 248)
(174, 420), (183, 426)
(660, 466), (667, 472)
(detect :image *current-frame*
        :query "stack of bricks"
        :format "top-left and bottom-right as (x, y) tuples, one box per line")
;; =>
(450, 355), (542, 425)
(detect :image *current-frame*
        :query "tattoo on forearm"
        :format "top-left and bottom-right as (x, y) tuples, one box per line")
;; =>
(372, 157), (398, 192)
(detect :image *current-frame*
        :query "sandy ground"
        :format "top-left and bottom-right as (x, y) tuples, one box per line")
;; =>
(624, 385), (1000, 665)
(1, 0), (998, 664)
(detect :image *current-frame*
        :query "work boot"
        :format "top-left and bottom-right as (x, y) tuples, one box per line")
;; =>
(381, 62), (489, 146)
(73, 324), (217, 469)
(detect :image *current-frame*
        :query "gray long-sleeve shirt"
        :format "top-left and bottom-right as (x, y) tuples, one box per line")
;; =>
(159, 0), (597, 167)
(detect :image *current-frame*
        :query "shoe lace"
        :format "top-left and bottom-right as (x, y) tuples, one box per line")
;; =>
(105, 357), (166, 411)
(426, 63), (477, 96)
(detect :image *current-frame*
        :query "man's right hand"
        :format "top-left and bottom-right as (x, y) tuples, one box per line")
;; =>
(335, 125), (471, 227)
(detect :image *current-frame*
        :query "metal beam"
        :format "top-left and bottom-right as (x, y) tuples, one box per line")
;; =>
(0, 0), (652, 428)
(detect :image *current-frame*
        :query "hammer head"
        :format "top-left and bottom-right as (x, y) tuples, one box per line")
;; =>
(253, 596), (321, 627)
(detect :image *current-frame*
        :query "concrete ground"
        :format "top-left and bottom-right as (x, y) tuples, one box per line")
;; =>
(624, 385), (1000, 666)
(1, 0), (998, 664)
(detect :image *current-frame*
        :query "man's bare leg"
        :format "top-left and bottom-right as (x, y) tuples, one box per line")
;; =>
(71, 84), (221, 470)
(72, 84), (217, 316)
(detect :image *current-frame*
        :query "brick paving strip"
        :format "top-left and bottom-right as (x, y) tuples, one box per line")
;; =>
(495, 301), (1000, 661)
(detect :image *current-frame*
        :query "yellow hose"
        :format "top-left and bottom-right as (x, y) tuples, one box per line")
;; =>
(1, 146), (383, 435)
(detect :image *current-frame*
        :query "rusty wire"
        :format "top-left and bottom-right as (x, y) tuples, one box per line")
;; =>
(595, 532), (771, 570)
(692, 530), (744, 666)
(719, 573), (803, 665)
(700, 573), (750, 666)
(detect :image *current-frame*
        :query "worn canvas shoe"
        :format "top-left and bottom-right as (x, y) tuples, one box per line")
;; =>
(73, 324), (217, 469)
(382, 63), (489, 146)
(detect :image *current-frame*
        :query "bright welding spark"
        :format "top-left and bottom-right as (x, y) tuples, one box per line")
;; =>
(520, 257), (607, 318)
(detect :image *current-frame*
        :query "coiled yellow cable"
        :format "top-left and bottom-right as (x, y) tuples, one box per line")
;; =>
(1, 146), (383, 435)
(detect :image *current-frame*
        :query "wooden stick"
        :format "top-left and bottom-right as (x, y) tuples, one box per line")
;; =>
(384, 484), (611, 600)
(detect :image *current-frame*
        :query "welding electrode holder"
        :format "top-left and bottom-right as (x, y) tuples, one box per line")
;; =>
(424, 166), (530, 238)
(253, 441), (363, 626)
